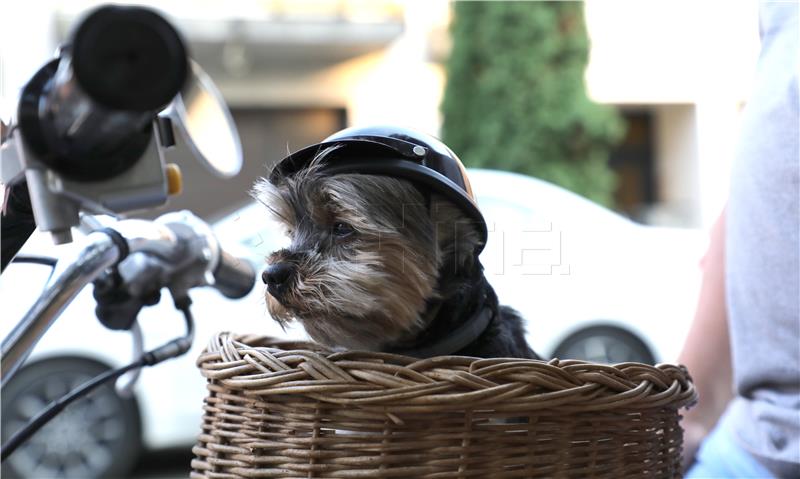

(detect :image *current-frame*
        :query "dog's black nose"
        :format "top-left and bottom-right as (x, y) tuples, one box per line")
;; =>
(262, 263), (294, 287)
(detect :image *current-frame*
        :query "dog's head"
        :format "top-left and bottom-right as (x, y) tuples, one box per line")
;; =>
(251, 148), (483, 350)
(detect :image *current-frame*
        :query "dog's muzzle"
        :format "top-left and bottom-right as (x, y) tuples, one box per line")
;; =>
(262, 262), (295, 301)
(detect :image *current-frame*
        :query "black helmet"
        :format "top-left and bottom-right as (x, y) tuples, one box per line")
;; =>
(270, 125), (487, 253)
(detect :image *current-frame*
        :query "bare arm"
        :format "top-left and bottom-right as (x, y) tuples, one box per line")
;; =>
(677, 208), (733, 468)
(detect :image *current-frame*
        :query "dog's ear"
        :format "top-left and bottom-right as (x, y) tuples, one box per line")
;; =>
(251, 177), (295, 228)
(430, 195), (483, 272)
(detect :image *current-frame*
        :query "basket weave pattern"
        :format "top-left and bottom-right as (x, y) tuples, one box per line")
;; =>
(191, 333), (696, 478)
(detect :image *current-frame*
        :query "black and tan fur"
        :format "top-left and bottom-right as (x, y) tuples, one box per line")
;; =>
(252, 149), (538, 359)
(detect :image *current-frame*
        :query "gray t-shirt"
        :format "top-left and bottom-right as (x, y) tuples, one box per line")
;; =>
(724, 2), (800, 476)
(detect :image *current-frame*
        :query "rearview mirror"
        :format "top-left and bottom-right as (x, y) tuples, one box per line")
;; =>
(171, 60), (243, 178)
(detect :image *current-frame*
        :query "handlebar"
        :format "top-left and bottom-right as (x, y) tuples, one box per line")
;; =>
(17, 5), (188, 184)
(214, 250), (256, 299)
(1, 232), (121, 385)
(0, 211), (255, 386)
(0, 3), (250, 463)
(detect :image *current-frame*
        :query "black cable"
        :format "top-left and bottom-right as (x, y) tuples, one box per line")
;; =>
(11, 255), (59, 292)
(10, 255), (58, 268)
(0, 298), (194, 461)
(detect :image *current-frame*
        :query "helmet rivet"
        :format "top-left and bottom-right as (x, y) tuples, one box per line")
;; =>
(412, 145), (426, 156)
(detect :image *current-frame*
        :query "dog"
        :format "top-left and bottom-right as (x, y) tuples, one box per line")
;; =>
(252, 143), (539, 360)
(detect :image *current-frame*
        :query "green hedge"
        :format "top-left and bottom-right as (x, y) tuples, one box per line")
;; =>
(441, 1), (624, 206)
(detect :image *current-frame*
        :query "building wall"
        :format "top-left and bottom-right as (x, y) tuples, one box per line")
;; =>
(583, 0), (760, 227)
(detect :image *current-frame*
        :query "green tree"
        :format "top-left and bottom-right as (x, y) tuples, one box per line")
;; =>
(441, 1), (624, 206)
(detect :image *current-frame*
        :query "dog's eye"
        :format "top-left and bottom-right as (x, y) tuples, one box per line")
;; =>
(332, 222), (354, 237)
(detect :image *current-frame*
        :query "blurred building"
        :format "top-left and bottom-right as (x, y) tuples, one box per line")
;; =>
(1, 0), (759, 227)
(584, 0), (759, 227)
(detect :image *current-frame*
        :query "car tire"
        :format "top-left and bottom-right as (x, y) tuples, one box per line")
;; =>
(1, 357), (142, 479)
(551, 325), (656, 365)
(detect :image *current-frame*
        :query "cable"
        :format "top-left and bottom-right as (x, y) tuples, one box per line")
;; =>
(10, 254), (58, 286)
(10, 255), (57, 268)
(0, 298), (194, 462)
(115, 320), (144, 398)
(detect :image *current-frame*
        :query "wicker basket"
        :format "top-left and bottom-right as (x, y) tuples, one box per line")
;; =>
(191, 333), (696, 479)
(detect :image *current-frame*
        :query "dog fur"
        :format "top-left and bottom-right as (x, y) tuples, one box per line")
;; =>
(252, 149), (538, 359)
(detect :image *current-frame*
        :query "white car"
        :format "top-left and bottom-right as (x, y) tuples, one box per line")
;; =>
(0, 169), (704, 478)
(469, 169), (703, 364)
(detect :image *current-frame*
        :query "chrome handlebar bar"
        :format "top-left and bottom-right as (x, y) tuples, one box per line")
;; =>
(0, 211), (255, 386)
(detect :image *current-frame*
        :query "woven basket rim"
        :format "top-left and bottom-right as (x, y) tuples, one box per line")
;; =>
(196, 332), (697, 413)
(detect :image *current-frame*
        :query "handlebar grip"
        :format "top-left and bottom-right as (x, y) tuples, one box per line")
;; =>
(72, 5), (188, 111)
(213, 250), (255, 299)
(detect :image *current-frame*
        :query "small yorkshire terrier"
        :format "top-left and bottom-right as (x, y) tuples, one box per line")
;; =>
(253, 140), (538, 360)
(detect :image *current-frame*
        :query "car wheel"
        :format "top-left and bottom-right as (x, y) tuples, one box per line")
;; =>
(1, 357), (142, 479)
(552, 325), (656, 364)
